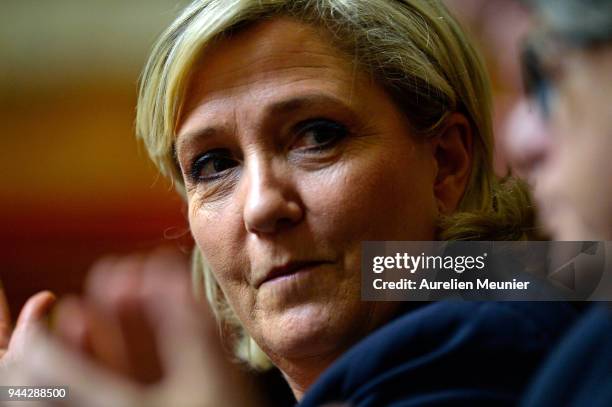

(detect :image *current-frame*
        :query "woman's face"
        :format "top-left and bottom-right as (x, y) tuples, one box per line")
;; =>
(506, 46), (612, 240)
(175, 18), (439, 361)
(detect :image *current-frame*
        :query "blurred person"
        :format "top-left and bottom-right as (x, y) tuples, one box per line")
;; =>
(1, 0), (578, 406)
(506, 0), (612, 241)
(502, 0), (612, 405)
(445, 0), (534, 176)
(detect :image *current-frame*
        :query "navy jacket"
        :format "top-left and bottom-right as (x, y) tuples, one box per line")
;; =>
(300, 301), (577, 406)
(522, 305), (612, 407)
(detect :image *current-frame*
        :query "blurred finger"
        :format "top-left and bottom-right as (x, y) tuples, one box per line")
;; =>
(107, 272), (164, 384)
(84, 255), (145, 377)
(0, 280), (12, 349)
(14, 291), (56, 326)
(85, 254), (138, 306)
(9, 291), (56, 358)
(54, 296), (92, 355)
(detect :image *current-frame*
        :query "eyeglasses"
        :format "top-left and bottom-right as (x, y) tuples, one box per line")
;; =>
(521, 43), (552, 118)
(520, 25), (612, 120)
(520, 33), (567, 120)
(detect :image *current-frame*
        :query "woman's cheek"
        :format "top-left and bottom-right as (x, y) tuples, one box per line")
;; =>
(304, 147), (433, 242)
(189, 198), (247, 284)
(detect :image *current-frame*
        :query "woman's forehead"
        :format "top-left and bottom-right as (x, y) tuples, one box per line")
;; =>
(183, 18), (355, 98)
(176, 18), (372, 139)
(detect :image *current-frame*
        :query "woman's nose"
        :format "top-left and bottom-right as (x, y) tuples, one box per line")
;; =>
(503, 99), (552, 181)
(242, 160), (304, 235)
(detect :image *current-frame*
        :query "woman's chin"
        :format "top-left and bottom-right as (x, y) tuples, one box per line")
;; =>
(253, 301), (363, 360)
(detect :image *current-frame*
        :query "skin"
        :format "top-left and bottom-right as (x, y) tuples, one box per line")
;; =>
(505, 45), (612, 240)
(175, 17), (472, 397)
(0, 288), (55, 368)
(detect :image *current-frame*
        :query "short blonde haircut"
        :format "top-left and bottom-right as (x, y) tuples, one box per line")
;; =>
(137, 0), (535, 370)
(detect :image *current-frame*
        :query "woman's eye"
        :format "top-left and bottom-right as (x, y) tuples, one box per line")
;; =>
(292, 119), (348, 151)
(190, 149), (238, 181)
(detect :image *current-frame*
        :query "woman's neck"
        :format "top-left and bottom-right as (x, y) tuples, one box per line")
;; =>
(274, 350), (343, 401)
(272, 303), (418, 400)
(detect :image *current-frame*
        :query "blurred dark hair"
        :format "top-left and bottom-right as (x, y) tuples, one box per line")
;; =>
(527, 0), (612, 46)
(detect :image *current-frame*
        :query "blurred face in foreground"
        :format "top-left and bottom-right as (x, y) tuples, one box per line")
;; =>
(174, 17), (471, 381)
(507, 40), (612, 240)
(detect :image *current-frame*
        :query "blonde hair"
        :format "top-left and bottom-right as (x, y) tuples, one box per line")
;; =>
(136, 0), (535, 370)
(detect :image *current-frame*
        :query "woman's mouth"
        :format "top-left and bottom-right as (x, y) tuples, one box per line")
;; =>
(256, 260), (329, 288)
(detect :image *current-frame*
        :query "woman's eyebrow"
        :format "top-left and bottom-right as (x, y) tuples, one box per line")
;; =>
(177, 126), (218, 149)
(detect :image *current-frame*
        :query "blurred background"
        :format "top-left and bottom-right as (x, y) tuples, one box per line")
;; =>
(0, 0), (532, 320)
(1, 0), (192, 316)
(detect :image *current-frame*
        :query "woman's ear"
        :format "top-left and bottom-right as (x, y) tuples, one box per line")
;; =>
(430, 113), (473, 214)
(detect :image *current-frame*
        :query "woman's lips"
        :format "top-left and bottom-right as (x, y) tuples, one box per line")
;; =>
(256, 260), (328, 288)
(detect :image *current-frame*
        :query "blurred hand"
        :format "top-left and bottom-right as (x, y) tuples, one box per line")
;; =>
(5, 247), (261, 407)
(52, 247), (192, 384)
(0, 282), (56, 369)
